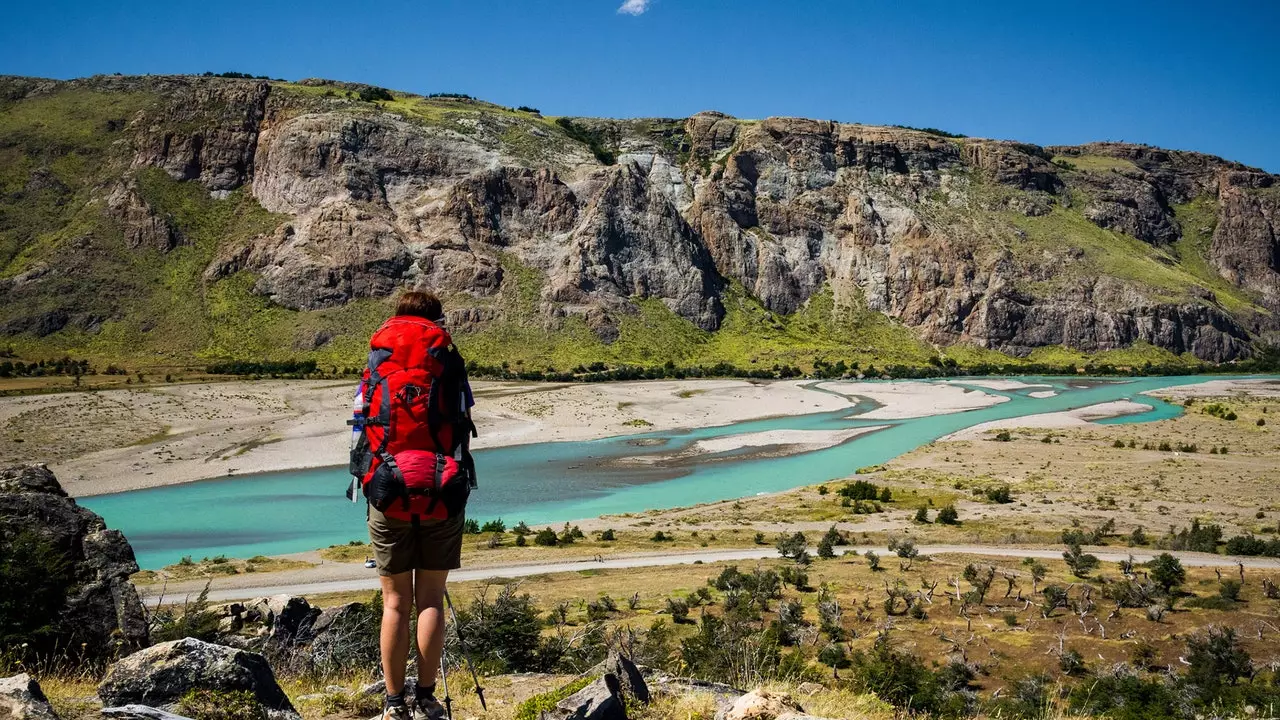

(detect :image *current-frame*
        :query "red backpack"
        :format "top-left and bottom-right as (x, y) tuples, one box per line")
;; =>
(348, 316), (476, 523)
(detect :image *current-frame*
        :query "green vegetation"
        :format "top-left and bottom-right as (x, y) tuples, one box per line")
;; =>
(1050, 154), (1139, 173)
(0, 530), (73, 664)
(1007, 205), (1259, 312)
(175, 690), (266, 720)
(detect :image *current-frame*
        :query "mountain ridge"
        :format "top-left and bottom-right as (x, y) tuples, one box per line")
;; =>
(1, 73), (1277, 371)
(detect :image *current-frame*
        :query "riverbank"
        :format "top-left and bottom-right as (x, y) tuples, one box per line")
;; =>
(2, 377), (1009, 496)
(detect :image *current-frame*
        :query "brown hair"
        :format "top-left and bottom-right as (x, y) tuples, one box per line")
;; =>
(395, 290), (443, 320)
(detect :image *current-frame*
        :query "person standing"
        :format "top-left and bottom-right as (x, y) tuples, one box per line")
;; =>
(350, 290), (476, 720)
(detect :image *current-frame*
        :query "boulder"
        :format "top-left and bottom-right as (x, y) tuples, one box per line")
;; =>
(0, 464), (148, 662)
(541, 674), (625, 720)
(719, 688), (804, 720)
(101, 706), (195, 720)
(0, 674), (60, 720)
(98, 638), (298, 720)
(647, 675), (743, 718)
(600, 651), (649, 705)
(242, 595), (319, 640)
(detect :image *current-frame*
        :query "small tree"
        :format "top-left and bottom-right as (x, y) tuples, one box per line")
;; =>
(776, 532), (810, 564)
(818, 642), (850, 676)
(1147, 553), (1186, 594)
(913, 506), (930, 524)
(866, 550), (881, 571)
(1062, 543), (1099, 578)
(665, 597), (690, 624)
(1022, 558), (1048, 594)
(888, 536), (920, 570)
(534, 528), (558, 546)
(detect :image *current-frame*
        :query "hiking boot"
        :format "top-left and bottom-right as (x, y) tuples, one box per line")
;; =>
(412, 694), (447, 720)
(381, 702), (410, 720)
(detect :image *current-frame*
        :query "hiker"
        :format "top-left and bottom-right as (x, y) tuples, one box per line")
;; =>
(348, 290), (477, 720)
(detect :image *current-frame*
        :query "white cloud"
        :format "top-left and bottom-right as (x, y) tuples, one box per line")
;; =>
(617, 0), (650, 15)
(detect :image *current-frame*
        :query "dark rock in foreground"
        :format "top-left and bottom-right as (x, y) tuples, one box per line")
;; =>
(0, 674), (61, 720)
(0, 464), (148, 661)
(98, 638), (299, 720)
(542, 674), (626, 720)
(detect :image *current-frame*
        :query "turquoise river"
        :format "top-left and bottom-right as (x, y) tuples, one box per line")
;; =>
(80, 376), (1248, 568)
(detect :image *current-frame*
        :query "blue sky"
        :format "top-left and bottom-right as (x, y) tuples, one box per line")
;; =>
(3, 0), (1277, 171)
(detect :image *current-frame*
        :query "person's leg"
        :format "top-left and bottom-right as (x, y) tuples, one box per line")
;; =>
(380, 572), (415, 698)
(413, 569), (449, 690)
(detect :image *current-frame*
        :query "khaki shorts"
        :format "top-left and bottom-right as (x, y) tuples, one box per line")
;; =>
(367, 507), (464, 576)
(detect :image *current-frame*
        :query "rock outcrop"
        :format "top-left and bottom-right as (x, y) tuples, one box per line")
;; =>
(0, 464), (148, 661)
(2, 74), (1278, 362)
(0, 674), (61, 720)
(719, 688), (805, 720)
(98, 638), (298, 720)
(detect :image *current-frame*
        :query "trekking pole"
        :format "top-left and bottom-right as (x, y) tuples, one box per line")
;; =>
(443, 588), (487, 710)
(438, 653), (453, 720)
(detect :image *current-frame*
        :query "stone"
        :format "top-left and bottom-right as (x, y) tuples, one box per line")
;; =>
(0, 674), (60, 720)
(98, 638), (298, 720)
(647, 675), (743, 718)
(541, 674), (625, 720)
(0, 465), (148, 661)
(241, 595), (319, 641)
(719, 688), (804, 720)
(101, 706), (195, 720)
(794, 682), (824, 697)
(602, 650), (649, 705)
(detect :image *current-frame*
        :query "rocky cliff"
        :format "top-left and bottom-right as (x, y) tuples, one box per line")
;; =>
(0, 464), (149, 662)
(1, 74), (1276, 367)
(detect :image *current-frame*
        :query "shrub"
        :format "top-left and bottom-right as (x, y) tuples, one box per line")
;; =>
(984, 485), (1013, 503)
(357, 86), (393, 102)
(994, 430), (1012, 442)
(1147, 553), (1186, 592)
(1059, 648), (1086, 675)
(534, 528), (558, 546)
(176, 690), (265, 720)
(913, 506), (930, 523)
(0, 529), (73, 661)
(937, 504), (959, 525)
(775, 532), (808, 562)
(463, 519), (481, 534)
(865, 551), (880, 570)
(818, 642), (850, 671)
(598, 528), (616, 541)
(650, 530), (673, 542)
(838, 480), (881, 501)
(480, 519), (506, 533)
(512, 521), (532, 536)
(455, 583), (547, 672)
(513, 675), (594, 720)
(1218, 579), (1242, 601)
(1063, 543), (1100, 577)
(149, 583), (220, 643)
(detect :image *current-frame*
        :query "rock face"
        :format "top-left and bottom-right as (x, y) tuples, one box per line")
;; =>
(719, 688), (805, 720)
(0, 464), (148, 660)
(0, 674), (60, 720)
(2, 74), (1278, 362)
(98, 638), (298, 720)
